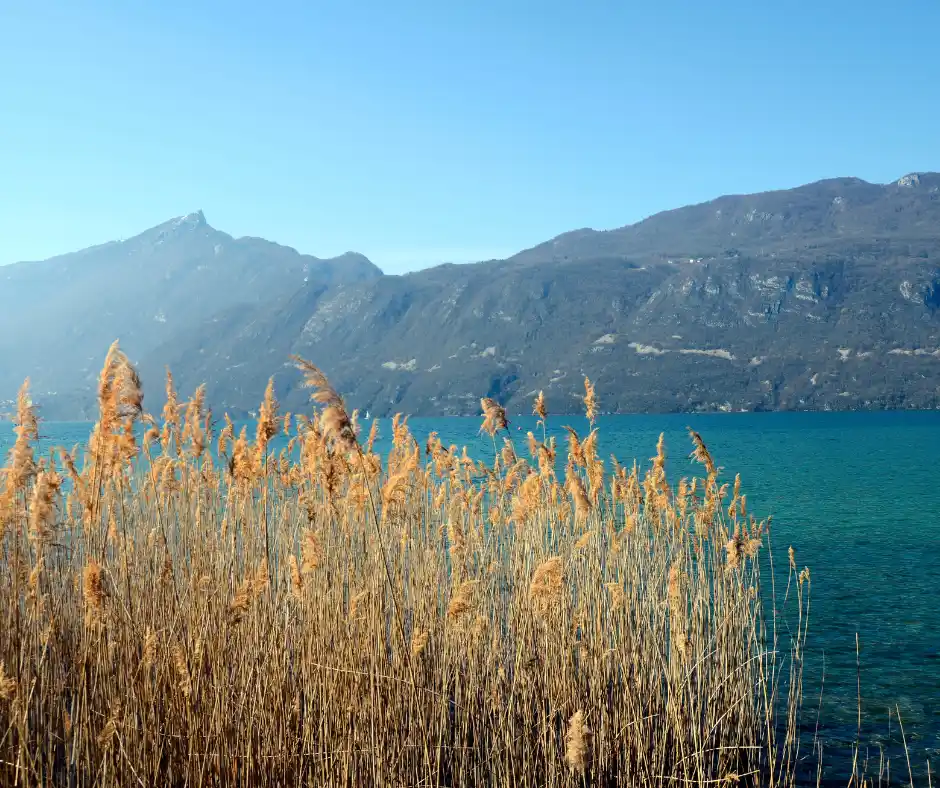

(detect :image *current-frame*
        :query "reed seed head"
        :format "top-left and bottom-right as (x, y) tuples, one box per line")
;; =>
(583, 377), (598, 425)
(447, 580), (478, 622)
(479, 398), (508, 437)
(411, 629), (430, 657)
(533, 390), (547, 421)
(688, 427), (717, 476)
(529, 556), (564, 610)
(565, 709), (591, 773)
(0, 662), (16, 701)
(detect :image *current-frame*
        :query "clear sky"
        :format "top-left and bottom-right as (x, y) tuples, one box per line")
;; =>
(2, 1), (938, 274)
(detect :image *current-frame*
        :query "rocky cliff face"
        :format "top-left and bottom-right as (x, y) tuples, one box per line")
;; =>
(6, 173), (940, 419)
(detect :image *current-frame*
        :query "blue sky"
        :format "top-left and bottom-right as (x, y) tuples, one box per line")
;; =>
(2, 1), (938, 274)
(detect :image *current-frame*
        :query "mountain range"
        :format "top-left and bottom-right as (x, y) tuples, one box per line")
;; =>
(4, 172), (940, 419)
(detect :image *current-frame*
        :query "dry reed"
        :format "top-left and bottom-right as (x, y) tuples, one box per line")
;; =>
(0, 343), (904, 786)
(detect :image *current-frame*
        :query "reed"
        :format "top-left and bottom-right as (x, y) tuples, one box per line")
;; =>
(0, 344), (899, 786)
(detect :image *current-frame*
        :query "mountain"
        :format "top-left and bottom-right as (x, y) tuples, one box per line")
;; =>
(5, 172), (940, 419)
(0, 211), (381, 416)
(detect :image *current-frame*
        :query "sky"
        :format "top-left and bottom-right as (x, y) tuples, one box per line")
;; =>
(1, 1), (939, 275)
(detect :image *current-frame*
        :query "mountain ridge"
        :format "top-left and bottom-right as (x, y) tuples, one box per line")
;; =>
(4, 171), (940, 419)
(511, 172), (940, 265)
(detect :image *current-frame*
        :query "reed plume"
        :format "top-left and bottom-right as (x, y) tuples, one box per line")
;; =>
(141, 627), (157, 672)
(688, 427), (717, 476)
(292, 357), (358, 453)
(0, 661), (16, 701)
(533, 390), (547, 421)
(479, 397), (509, 436)
(82, 560), (107, 628)
(583, 376), (598, 425)
(447, 579), (478, 622)
(28, 465), (62, 550)
(566, 472), (592, 522)
(411, 629), (430, 657)
(529, 556), (564, 610)
(172, 644), (192, 700)
(565, 709), (591, 774)
(0, 380), (39, 526)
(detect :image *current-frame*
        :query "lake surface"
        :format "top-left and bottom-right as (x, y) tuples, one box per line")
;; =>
(3, 411), (939, 779)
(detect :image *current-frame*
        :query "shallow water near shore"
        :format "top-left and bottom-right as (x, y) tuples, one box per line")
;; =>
(5, 409), (939, 780)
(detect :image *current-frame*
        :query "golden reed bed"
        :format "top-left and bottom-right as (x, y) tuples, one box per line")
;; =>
(0, 341), (896, 787)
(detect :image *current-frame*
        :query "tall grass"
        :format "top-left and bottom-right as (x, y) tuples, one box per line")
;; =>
(0, 343), (855, 786)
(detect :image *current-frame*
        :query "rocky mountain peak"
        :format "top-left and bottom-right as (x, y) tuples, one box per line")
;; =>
(135, 211), (211, 246)
(172, 210), (208, 229)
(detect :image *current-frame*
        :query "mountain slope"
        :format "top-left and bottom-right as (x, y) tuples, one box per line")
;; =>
(0, 211), (381, 412)
(512, 173), (940, 265)
(7, 173), (940, 418)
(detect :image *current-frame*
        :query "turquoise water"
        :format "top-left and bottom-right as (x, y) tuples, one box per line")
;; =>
(3, 412), (939, 779)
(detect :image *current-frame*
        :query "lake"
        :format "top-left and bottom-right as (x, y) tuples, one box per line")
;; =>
(3, 410), (939, 778)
